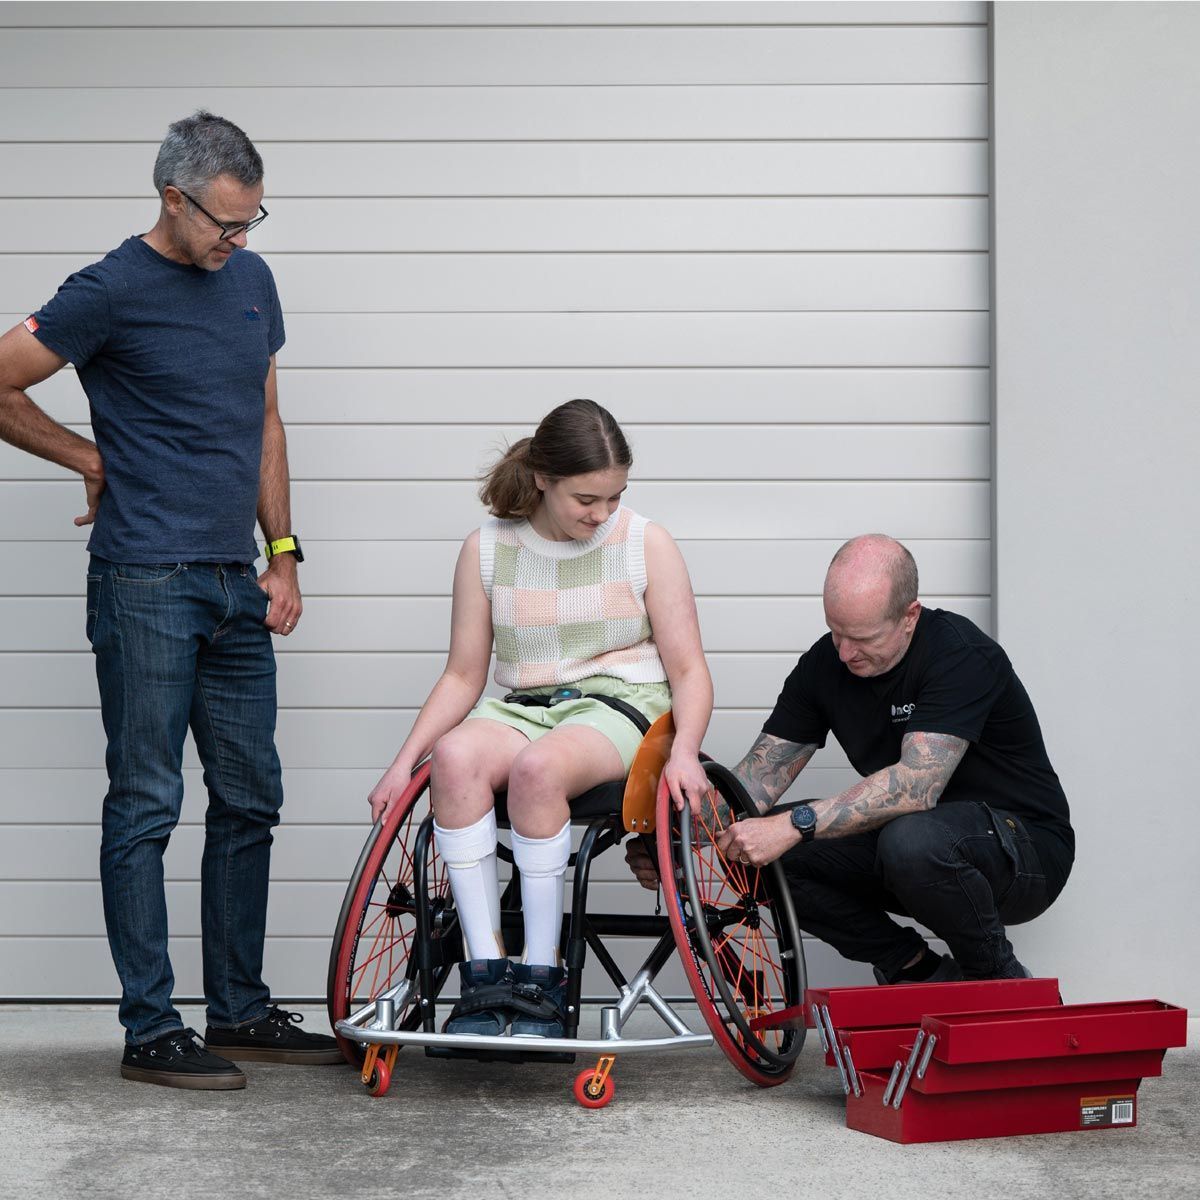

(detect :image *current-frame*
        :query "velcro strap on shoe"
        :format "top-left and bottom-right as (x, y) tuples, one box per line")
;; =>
(448, 982), (513, 1017)
(506, 982), (565, 1022)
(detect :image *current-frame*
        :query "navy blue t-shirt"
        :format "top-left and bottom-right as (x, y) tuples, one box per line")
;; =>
(764, 608), (1074, 901)
(31, 236), (285, 563)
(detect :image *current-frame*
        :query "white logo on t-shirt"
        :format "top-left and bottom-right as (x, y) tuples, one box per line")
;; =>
(891, 702), (916, 723)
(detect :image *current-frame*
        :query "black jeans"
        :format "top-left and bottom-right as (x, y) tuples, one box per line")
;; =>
(780, 801), (1050, 980)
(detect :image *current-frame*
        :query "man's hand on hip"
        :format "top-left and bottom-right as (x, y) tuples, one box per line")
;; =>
(74, 464), (106, 527)
(259, 553), (302, 636)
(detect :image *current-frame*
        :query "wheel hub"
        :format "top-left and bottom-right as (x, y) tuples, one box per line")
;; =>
(385, 881), (415, 917)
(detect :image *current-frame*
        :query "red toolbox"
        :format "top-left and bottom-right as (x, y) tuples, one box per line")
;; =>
(757, 983), (1188, 1143)
(847, 999), (1188, 1144)
(755, 978), (1062, 1083)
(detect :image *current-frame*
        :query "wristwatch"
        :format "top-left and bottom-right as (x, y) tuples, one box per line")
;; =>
(788, 803), (818, 844)
(265, 535), (304, 563)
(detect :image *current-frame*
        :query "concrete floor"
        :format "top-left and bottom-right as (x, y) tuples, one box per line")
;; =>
(0, 1006), (1195, 1200)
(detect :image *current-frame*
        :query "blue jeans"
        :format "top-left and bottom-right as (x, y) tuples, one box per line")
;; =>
(87, 557), (283, 1045)
(781, 800), (1052, 980)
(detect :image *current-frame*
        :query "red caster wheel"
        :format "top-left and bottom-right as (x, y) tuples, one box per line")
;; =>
(365, 1058), (391, 1098)
(573, 1067), (615, 1109)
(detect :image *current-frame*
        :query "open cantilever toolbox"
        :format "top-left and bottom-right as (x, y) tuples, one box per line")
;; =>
(751, 979), (1188, 1143)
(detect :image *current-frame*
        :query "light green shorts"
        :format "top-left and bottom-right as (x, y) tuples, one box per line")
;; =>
(465, 676), (672, 772)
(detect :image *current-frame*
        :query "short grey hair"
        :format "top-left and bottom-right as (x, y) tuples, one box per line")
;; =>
(152, 111), (263, 199)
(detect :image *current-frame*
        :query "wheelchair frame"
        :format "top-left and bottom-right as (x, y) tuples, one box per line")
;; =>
(328, 748), (807, 1108)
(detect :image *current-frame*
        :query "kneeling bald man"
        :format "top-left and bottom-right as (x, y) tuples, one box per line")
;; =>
(634, 534), (1074, 983)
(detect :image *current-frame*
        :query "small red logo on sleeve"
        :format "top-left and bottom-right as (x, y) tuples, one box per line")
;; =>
(23, 316), (39, 334)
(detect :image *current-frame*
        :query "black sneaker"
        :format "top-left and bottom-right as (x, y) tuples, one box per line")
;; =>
(510, 963), (568, 1038)
(121, 1027), (246, 1090)
(204, 1006), (343, 1065)
(873, 952), (964, 986)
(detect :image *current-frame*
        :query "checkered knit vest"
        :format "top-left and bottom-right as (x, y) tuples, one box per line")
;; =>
(479, 506), (668, 689)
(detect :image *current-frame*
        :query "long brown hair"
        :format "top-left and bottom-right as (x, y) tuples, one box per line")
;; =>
(479, 399), (633, 519)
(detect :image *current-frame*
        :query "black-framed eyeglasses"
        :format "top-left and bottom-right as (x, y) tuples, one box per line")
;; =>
(174, 186), (268, 241)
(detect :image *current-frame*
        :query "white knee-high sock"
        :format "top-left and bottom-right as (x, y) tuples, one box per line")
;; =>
(433, 810), (503, 961)
(510, 822), (572, 967)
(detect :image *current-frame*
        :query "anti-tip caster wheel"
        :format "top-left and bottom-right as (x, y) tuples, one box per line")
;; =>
(365, 1057), (391, 1098)
(573, 1066), (615, 1109)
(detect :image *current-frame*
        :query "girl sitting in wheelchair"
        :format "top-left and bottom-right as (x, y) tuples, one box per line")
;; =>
(368, 399), (712, 1038)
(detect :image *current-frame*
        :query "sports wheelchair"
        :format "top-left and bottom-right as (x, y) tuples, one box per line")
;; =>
(327, 714), (808, 1108)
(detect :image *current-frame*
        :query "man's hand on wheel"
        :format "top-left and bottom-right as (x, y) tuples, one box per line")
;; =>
(624, 838), (659, 891)
(715, 811), (798, 868)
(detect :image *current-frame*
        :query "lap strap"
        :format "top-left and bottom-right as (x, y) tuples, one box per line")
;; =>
(503, 690), (650, 736)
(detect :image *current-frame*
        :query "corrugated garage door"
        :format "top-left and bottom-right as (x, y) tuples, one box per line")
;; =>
(0, 1), (990, 998)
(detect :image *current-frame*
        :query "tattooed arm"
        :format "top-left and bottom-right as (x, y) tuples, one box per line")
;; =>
(814, 731), (968, 838)
(716, 731), (968, 867)
(730, 733), (819, 815)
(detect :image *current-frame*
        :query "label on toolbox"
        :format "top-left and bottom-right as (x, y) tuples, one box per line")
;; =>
(1080, 1095), (1136, 1127)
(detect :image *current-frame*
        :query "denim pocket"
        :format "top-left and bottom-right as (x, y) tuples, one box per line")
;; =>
(113, 562), (185, 585)
(244, 571), (271, 621)
(85, 573), (102, 645)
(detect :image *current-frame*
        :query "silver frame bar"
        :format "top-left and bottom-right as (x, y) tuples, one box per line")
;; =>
(336, 967), (712, 1057)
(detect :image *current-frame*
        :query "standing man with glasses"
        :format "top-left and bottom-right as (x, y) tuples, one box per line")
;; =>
(0, 111), (339, 1089)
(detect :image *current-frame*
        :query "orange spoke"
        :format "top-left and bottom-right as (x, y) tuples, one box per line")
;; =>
(356, 925), (408, 981)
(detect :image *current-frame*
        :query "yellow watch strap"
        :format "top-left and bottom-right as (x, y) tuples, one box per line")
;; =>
(266, 536), (298, 559)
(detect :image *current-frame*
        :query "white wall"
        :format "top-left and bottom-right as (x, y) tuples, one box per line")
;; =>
(0, 1), (990, 998)
(993, 1), (1200, 1006)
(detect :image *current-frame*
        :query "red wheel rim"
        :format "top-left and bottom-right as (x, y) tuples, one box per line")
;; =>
(327, 763), (449, 1064)
(657, 772), (804, 1087)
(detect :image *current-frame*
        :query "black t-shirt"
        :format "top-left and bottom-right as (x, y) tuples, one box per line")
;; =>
(764, 608), (1074, 899)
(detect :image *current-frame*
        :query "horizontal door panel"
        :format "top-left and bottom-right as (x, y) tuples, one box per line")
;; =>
(0, 762), (861, 824)
(26, 367), (991, 426)
(0, 480), (991, 541)
(0, 84), (989, 141)
(0, 537), (991, 598)
(272, 312), (990, 368)
(0, 27), (987, 88)
(1, 198), (990, 253)
(0, 4), (988, 29)
(3, 141), (988, 198)
(7, 647), (978, 712)
(0, 591), (990, 653)
(0, 708), (867, 770)
(1, 422), (990, 481)
(1, 252), (990, 314)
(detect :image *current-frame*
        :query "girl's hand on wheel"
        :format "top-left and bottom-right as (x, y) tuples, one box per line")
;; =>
(663, 751), (712, 819)
(368, 761), (414, 824)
